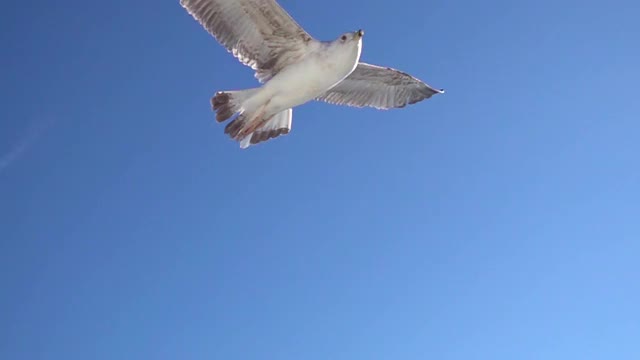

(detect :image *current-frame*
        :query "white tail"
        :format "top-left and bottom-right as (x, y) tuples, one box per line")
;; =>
(224, 108), (293, 149)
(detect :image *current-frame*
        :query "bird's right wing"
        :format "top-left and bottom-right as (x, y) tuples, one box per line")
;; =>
(180, 0), (314, 82)
(315, 62), (444, 109)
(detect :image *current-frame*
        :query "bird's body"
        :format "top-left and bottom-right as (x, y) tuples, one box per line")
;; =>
(238, 36), (362, 122)
(180, 0), (443, 148)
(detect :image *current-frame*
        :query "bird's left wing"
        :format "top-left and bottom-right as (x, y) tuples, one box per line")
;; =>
(315, 62), (444, 109)
(180, 0), (314, 82)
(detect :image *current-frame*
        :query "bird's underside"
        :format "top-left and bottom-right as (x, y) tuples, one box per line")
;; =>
(180, 0), (444, 148)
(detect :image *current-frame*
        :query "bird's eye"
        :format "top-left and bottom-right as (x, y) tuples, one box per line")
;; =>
(341, 35), (347, 41)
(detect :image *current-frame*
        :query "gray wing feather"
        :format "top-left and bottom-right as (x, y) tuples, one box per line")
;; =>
(180, 0), (313, 82)
(316, 62), (444, 109)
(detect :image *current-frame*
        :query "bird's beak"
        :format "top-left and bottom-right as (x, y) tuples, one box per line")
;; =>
(356, 29), (364, 38)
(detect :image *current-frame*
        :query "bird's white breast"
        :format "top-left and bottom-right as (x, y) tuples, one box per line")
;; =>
(261, 41), (361, 114)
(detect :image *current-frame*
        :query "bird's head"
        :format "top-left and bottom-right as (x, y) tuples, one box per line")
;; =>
(335, 29), (364, 44)
(328, 29), (363, 60)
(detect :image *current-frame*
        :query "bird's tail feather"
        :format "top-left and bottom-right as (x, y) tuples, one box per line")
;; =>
(225, 108), (292, 149)
(211, 88), (259, 123)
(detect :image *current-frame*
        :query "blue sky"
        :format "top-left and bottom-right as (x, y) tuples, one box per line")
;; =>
(1, 0), (639, 359)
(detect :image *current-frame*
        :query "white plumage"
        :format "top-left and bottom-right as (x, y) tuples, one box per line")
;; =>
(180, 0), (444, 148)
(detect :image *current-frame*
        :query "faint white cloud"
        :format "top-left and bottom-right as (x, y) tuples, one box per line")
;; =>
(0, 118), (55, 173)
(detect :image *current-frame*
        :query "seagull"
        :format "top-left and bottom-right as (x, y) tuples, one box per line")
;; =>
(180, 0), (444, 148)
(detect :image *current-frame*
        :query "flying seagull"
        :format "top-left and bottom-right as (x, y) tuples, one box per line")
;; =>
(180, 0), (444, 148)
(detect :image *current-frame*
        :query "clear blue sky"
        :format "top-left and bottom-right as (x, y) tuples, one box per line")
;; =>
(2, 0), (639, 359)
